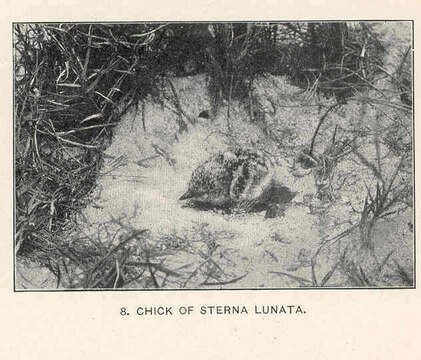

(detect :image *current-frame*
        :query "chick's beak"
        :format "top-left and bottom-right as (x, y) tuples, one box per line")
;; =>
(179, 189), (195, 201)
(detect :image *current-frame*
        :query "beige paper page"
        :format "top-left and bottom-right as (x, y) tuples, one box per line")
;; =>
(1, 1), (419, 359)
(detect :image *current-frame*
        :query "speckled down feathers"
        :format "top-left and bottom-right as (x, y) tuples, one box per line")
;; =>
(179, 148), (294, 215)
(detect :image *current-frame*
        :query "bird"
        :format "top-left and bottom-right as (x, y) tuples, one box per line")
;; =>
(179, 147), (297, 217)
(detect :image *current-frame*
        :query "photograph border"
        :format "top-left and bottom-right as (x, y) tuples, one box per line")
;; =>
(12, 19), (416, 292)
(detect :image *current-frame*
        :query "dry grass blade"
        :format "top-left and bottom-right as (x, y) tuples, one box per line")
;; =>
(80, 113), (104, 124)
(125, 261), (182, 277)
(130, 24), (169, 38)
(353, 148), (384, 183)
(392, 260), (413, 286)
(269, 271), (313, 286)
(320, 261), (340, 286)
(377, 250), (395, 274)
(83, 229), (147, 287)
(202, 273), (248, 286)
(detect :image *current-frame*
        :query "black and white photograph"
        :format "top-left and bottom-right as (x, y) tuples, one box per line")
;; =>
(14, 21), (414, 290)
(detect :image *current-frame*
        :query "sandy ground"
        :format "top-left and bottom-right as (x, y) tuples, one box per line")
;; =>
(76, 106), (325, 288)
